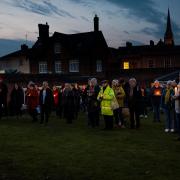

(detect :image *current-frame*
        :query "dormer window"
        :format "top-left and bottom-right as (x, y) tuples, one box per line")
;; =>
(54, 43), (61, 54)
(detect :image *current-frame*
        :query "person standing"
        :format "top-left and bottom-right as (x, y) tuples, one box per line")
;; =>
(140, 84), (148, 118)
(150, 80), (163, 122)
(112, 79), (126, 128)
(161, 81), (174, 132)
(53, 85), (60, 116)
(87, 78), (100, 128)
(62, 83), (75, 124)
(0, 78), (8, 116)
(0, 87), (3, 119)
(97, 80), (115, 130)
(26, 82), (39, 122)
(173, 82), (180, 140)
(39, 81), (53, 125)
(9, 83), (24, 118)
(71, 83), (81, 120)
(126, 78), (142, 129)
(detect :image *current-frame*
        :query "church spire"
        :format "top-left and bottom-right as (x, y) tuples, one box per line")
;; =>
(164, 8), (174, 45)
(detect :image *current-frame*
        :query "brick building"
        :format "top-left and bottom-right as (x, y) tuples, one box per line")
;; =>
(109, 9), (180, 81)
(29, 15), (109, 79)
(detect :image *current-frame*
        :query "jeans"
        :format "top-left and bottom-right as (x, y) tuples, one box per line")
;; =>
(164, 107), (173, 129)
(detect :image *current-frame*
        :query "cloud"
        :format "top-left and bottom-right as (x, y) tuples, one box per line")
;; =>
(80, 16), (91, 22)
(8, 0), (75, 18)
(105, 0), (180, 43)
(123, 31), (130, 35)
(69, 0), (94, 8)
(68, 29), (81, 34)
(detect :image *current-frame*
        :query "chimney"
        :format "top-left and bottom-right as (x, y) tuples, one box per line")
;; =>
(94, 14), (99, 32)
(38, 22), (49, 42)
(21, 44), (28, 51)
(126, 42), (132, 47)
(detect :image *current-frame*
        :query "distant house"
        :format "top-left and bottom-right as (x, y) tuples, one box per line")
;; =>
(29, 15), (109, 79)
(0, 15), (110, 81)
(0, 44), (30, 73)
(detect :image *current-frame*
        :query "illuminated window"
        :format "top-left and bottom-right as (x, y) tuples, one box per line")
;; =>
(123, 62), (129, 69)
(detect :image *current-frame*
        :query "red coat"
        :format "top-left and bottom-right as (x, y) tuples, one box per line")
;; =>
(26, 88), (39, 110)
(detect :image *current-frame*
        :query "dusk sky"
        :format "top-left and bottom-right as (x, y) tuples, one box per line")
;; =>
(0, 0), (180, 57)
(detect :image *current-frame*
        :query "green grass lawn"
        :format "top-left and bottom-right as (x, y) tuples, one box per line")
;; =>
(0, 112), (180, 180)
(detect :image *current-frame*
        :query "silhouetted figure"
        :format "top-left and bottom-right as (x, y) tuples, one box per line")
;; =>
(62, 83), (75, 124)
(126, 78), (142, 129)
(26, 82), (39, 122)
(39, 81), (53, 125)
(87, 78), (100, 128)
(150, 80), (163, 122)
(9, 83), (24, 118)
(0, 87), (3, 119)
(0, 78), (8, 116)
(71, 83), (81, 120)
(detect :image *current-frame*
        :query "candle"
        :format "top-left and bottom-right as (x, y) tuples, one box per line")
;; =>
(175, 87), (178, 96)
(154, 89), (161, 96)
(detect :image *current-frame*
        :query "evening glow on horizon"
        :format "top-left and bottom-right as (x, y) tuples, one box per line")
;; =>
(0, 0), (180, 56)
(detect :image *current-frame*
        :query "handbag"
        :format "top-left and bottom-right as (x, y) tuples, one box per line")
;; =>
(111, 97), (119, 110)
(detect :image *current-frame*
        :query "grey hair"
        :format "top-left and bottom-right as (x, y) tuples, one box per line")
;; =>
(129, 78), (136, 83)
(91, 78), (98, 86)
(154, 80), (159, 83)
(167, 80), (172, 85)
(112, 79), (119, 85)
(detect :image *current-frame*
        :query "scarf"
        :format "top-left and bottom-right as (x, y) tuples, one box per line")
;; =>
(165, 88), (171, 104)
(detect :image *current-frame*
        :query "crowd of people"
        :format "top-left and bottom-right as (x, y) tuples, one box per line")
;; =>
(0, 77), (180, 141)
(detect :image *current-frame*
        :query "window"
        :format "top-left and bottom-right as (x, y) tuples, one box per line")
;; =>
(55, 61), (62, 73)
(123, 62), (129, 69)
(39, 62), (47, 74)
(148, 59), (154, 68)
(69, 60), (79, 72)
(96, 60), (102, 72)
(54, 43), (61, 54)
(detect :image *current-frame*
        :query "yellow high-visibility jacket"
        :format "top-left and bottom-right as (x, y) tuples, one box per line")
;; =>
(97, 85), (115, 116)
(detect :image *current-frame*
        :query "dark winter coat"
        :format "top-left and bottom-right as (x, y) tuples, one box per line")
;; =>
(150, 86), (163, 106)
(62, 89), (75, 119)
(87, 85), (100, 112)
(126, 85), (142, 109)
(39, 88), (53, 110)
